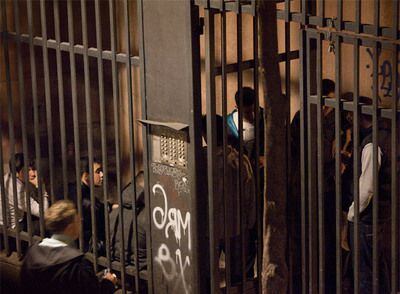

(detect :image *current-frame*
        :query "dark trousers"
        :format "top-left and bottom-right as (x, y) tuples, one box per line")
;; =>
(220, 228), (257, 285)
(349, 221), (391, 294)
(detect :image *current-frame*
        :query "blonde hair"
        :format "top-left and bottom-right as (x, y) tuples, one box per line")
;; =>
(45, 200), (77, 233)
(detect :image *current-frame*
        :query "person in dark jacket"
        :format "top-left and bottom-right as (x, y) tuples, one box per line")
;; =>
(110, 172), (147, 271)
(20, 200), (117, 294)
(110, 172), (147, 292)
(347, 112), (392, 294)
(56, 157), (106, 253)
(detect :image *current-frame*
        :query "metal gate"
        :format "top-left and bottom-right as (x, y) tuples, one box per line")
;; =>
(0, 1), (399, 294)
(293, 2), (399, 294)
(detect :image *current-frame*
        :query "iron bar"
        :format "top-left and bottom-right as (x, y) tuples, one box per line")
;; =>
(39, 0), (55, 204)
(205, 8), (218, 293)
(299, 28), (308, 294)
(0, 112), (9, 254)
(94, 0), (111, 270)
(253, 6), (262, 294)
(285, 15), (292, 294)
(352, 37), (360, 294)
(2, 0), (22, 255)
(355, 0), (361, 34)
(318, 0), (324, 26)
(336, 0), (342, 31)
(124, 0), (140, 291)
(137, 0), (154, 292)
(236, 8), (247, 292)
(372, 42), (379, 294)
(109, 0), (121, 274)
(374, 0), (380, 36)
(306, 34), (318, 293)
(12, 0), (32, 242)
(390, 41), (399, 294)
(334, 34), (342, 294)
(316, 33), (325, 294)
(220, 4), (232, 292)
(26, 0), (45, 239)
(80, 0), (98, 271)
(67, 0), (84, 251)
(4, 32), (140, 66)
(53, 0), (68, 200)
(125, 0), (138, 289)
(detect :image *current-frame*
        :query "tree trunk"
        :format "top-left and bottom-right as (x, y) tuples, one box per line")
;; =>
(258, 1), (289, 293)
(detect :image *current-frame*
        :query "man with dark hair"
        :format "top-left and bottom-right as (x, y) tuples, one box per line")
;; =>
(227, 87), (265, 167)
(20, 200), (117, 294)
(24, 158), (49, 235)
(289, 78), (337, 292)
(0, 153), (48, 230)
(58, 156), (106, 252)
(347, 111), (392, 293)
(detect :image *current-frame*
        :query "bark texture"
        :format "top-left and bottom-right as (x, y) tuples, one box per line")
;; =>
(258, 1), (289, 293)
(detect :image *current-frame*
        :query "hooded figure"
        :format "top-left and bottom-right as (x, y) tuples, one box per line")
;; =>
(110, 173), (147, 272)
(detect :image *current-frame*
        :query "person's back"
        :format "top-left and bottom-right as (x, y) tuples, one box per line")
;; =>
(20, 200), (116, 294)
(21, 238), (107, 294)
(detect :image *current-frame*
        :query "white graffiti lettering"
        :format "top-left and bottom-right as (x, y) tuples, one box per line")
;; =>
(152, 184), (191, 250)
(154, 243), (191, 294)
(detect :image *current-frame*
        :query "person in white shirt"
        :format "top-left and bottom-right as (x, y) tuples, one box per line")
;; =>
(0, 153), (49, 231)
(346, 112), (392, 294)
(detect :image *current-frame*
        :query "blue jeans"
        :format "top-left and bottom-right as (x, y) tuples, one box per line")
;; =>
(349, 222), (391, 294)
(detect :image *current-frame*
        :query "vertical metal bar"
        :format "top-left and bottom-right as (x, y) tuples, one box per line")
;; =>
(120, 0), (139, 291)
(27, 0), (45, 239)
(299, 28), (308, 294)
(391, 4), (399, 289)
(306, 34), (317, 293)
(123, 0), (139, 291)
(67, 0), (84, 251)
(53, 0), (68, 200)
(109, 0), (121, 274)
(2, 0), (21, 255)
(301, 0), (307, 24)
(236, 8), (247, 292)
(253, 7), (263, 294)
(136, 0), (154, 292)
(391, 42), (399, 294)
(355, 0), (361, 34)
(352, 37), (360, 294)
(94, 0), (111, 270)
(374, 0), (380, 36)
(316, 33), (325, 294)
(251, 0), (256, 16)
(285, 0), (290, 22)
(318, 0), (324, 26)
(220, 4), (232, 291)
(336, 0), (342, 31)
(0, 113), (9, 254)
(372, 41), (379, 294)
(40, 0), (55, 204)
(334, 33), (342, 294)
(285, 13), (292, 294)
(81, 0), (98, 271)
(205, 8), (217, 293)
(13, 0), (32, 242)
